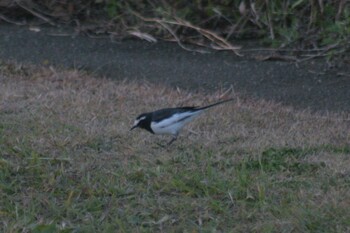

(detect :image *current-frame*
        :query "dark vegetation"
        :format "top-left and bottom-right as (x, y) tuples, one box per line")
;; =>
(1, 0), (349, 60)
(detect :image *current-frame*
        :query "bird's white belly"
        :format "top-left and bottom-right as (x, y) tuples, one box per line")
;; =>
(151, 112), (201, 135)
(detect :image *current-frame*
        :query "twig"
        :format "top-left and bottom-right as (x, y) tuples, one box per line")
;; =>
(172, 16), (242, 55)
(297, 43), (342, 62)
(307, 70), (325, 75)
(27, 157), (72, 162)
(0, 14), (26, 25)
(255, 54), (298, 62)
(265, 0), (275, 40)
(336, 0), (346, 20)
(157, 21), (209, 54)
(241, 47), (335, 52)
(14, 0), (55, 26)
(131, 11), (241, 55)
(218, 85), (234, 99)
(337, 72), (350, 77)
(250, 42), (342, 62)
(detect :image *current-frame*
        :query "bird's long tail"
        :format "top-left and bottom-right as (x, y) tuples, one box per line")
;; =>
(196, 98), (234, 111)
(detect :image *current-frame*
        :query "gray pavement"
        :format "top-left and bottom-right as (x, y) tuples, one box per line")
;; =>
(0, 24), (349, 113)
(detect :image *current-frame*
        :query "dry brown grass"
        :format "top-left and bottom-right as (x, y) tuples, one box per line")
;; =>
(3, 63), (348, 149)
(1, 62), (349, 232)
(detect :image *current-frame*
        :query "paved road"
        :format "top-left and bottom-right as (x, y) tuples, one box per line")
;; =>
(0, 24), (349, 113)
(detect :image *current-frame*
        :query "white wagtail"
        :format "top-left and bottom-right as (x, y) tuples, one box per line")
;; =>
(130, 98), (233, 145)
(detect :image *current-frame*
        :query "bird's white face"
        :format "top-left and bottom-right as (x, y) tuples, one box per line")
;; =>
(133, 116), (146, 126)
(130, 115), (146, 130)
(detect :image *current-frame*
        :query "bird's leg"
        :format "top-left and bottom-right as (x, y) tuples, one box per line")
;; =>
(167, 137), (177, 145)
(167, 134), (178, 146)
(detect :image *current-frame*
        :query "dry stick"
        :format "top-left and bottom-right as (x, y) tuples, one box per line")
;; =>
(225, 15), (247, 40)
(264, 0), (275, 40)
(242, 46), (339, 52)
(255, 54), (298, 62)
(172, 16), (242, 56)
(336, 0), (346, 20)
(0, 14), (26, 25)
(157, 21), (209, 54)
(337, 72), (350, 77)
(132, 11), (241, 56)
(15, 0), (55, 26)
(218, 85), (234, 99)
(245, 42), (342, 62)
(297, 42), (341, 62)
(317, 0), (324, 14)
(131, 10), (199, 52)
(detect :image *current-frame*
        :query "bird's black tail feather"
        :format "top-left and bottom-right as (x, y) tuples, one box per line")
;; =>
(196, 98), (234, 111)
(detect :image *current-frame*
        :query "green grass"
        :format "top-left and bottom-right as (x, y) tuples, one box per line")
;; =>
(0, 63), (349, 232)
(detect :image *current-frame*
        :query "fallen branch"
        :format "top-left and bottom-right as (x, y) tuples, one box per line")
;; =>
(14, 0), (55, 26)
(297, 42), (342, 62)
(0, 14), (26, 25)
(132, 11), (241, 56)
(254, 54), (298, 62)
(172, 16), (242, 55)
(337, 72), (350, 77)
(250, 42), (344, 62)
(156, 20), (209, 54)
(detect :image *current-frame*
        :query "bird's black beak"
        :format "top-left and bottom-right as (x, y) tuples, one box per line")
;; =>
(130, 125), (137, 131)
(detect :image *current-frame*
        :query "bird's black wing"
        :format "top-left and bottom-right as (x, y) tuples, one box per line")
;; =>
(196, 98), (234, 110)
(151, 107), (198, 123)
(150, 98), (233, 123)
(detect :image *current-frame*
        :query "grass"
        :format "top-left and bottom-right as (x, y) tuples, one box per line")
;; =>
(0, 62), (350, 232)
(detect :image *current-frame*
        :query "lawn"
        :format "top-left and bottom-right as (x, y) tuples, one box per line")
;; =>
(0, 62), (349, 232)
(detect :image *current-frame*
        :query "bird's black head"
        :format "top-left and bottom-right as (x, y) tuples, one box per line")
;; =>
(130, 113), (153, 133)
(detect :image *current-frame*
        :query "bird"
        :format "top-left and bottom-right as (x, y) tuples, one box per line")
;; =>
(130, 98), (234, 145)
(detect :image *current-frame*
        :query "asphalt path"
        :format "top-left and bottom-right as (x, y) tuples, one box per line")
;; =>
(0, 24), (349, 113)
